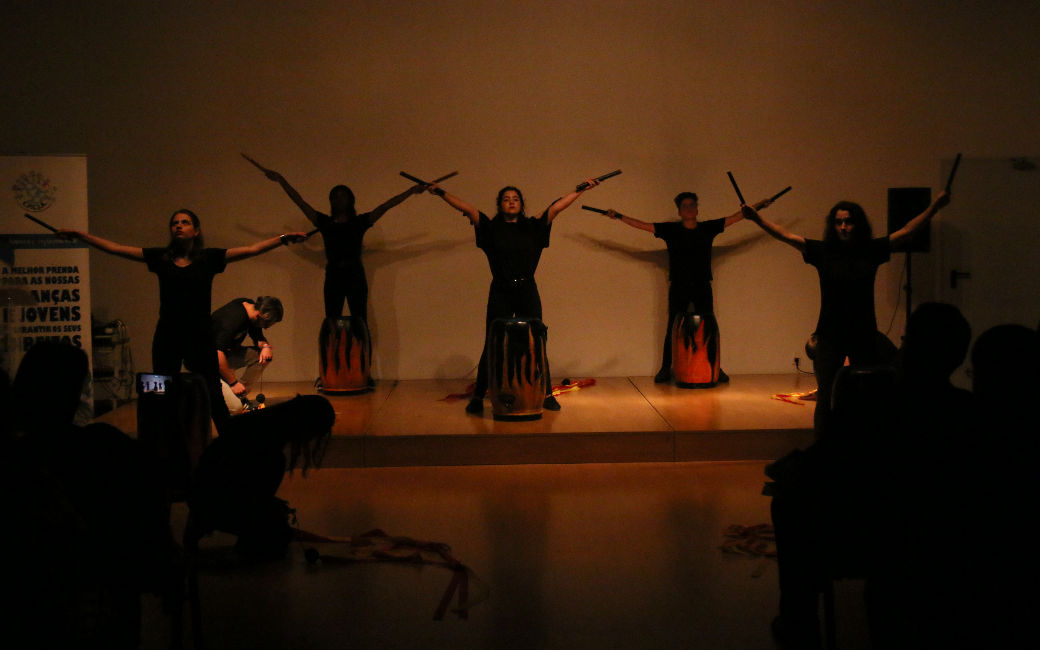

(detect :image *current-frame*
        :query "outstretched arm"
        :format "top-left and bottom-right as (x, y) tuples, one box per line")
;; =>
(545, 178), (600, 223)
(226, 231), (309, 262)
(605, 209), (656, 234)
(889, 190), (950, 249)
(56, 230), (145, 261)
(724, 196), (775, 228)
(428, 184), (480, 226)
(242, 153), (321, 226)
(740, 204), (806, 252)
(366, 183), (426, 226)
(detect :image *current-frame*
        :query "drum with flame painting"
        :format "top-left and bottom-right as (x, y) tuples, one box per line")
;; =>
(488, 318), (548, 421)
(319, 317), (371, 394)
(671, 312), (720, 388)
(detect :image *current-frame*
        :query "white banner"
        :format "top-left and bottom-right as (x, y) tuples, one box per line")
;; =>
(1, 155), (92, 408)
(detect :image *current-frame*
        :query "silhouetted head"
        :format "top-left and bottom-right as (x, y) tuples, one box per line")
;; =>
(167, 209), (205, 260)
(329, 185), (356, 217)
(824, 201), (872, 246)
(219, 394), (335, 475)
(253, 296), (284, 328)
(673, 192), (699, 226)
(496, 186), (525, 219)
(11, 342), (89, 436)
(902, 302), (971, 382)
(971, 324), (1040, 406)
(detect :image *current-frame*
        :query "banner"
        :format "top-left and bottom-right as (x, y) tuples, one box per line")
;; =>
(1, 155), (92, 413)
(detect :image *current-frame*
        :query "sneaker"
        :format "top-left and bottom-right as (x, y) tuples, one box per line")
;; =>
(543, 395), (561, 411)
(465, 398), (483, 415)
(654, 368), (671, 383)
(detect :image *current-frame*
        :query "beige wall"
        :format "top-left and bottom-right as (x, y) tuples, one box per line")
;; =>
(3, 1), (1038, 381)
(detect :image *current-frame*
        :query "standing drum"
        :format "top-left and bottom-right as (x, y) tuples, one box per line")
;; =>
(319, 317), (371, 394)
(671, 312), (721, 388)
(488, 318), (548, 421)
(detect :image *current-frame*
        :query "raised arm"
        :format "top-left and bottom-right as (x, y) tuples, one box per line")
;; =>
(889, 190), (950, 249)
(366, 183), (426, 226)
(605, 209), (656, 234)
(226, 231), (309, 262)
(723, 196), (775, 228)
(56, 229), (145, 262)
(545, 178), (600, 223)
(428, 185), (480, 226)
(740, 204), (806, 252)
(242, 153), (321, 226)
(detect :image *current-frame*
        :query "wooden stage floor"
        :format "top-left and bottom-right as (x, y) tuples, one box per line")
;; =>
(98, 373), (817, 468)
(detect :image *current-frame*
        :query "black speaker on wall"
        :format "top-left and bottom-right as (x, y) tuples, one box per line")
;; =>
(887, 187), (932, 252)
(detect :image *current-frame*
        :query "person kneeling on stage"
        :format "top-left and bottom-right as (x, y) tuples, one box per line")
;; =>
(212, 296), (283, 413)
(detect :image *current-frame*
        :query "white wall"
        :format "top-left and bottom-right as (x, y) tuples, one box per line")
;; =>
(3, 1), (1038, 381)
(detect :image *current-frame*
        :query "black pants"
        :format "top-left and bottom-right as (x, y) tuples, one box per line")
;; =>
(660, 281), (715, 372)
(324, 264), (368, 323)
(473, 279), (551, 399)
(811, 332), (888, 435)
(154, 320), (230, 424)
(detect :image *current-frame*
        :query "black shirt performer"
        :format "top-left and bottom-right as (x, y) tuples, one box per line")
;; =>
(740, 190), (951, 433)
(58, 210), (307, 425)
(429, 177), (600, 415)
(243, 154), (425, 323)
(211, 296), (283, 413)
(604, 191), (775, 384)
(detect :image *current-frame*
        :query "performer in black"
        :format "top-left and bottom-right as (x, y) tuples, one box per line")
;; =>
(244, 154), (425, 323)
(740, 190), (951, 433)
(212, 295), (283, 413)
(59, 210), (307, 424)
(429, 178), (599, 415)
(605, 191), (775, 383)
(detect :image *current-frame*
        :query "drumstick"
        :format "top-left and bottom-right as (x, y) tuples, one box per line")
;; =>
(945, 153), (962, 192)
(726, 171), (746, 205)
(399, 170), (459, 186)
(769, 186), (793, 202)
(24, 213), (58, 233)
(580, 205), (608, 214)
(576, 169), (622, 191)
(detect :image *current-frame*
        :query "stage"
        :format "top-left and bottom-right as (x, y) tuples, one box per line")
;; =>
(97, 373), (817, 468)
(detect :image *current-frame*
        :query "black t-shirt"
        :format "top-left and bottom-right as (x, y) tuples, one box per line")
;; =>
(803, 236), (890, 337)
(143, 248), (227, 327)
(653, 218), (726, 283)
(475, 210), (551, 282)
(316, 212), (372, 269)
(211, 298), (267, 351)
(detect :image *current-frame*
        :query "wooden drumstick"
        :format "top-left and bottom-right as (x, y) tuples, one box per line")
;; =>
(24, 213), (58, 233)
(399, 170), (459, 185)
(580, 205), (608, 214)
(726, 171), (746, 205)
(945, 153), (962, 192)
(769, 186), (792, 202)
(576, 169), (622, 191)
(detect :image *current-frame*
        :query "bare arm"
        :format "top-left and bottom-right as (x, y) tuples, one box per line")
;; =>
(545, 179), (599, 223)
(242, 153), (321, 226)
(56, 229), (145, 261)
(889, 190), (950, 249)
(428, 185), (480, 226)
(225, 231), (309, 262)
(605, 209), (656, 234)
(366, 183), (425, 226)
(723, 196), (775, 228)
(740, 205), (806, 252)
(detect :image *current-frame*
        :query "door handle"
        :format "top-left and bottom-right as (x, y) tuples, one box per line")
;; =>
(950, 270), (972, 289)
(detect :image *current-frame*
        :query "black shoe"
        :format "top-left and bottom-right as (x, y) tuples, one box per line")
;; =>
(465, 398), (484, 415)
(543, 395), (561, 411)
(654, 368), (671, 383)
(718, 369), (730, 383)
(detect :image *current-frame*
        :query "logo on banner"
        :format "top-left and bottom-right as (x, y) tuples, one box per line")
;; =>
(12, 170), (58, 212)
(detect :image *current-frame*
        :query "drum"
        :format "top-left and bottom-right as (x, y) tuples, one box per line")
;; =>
(319, 317), (371, 394)
(487, 318), (548, 421)
(671, 312), (721, 388)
